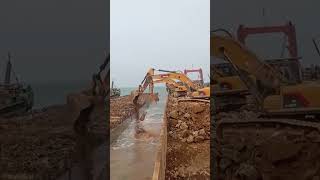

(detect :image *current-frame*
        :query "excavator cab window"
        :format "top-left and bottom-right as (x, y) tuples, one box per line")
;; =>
(214, 63), (237, 77)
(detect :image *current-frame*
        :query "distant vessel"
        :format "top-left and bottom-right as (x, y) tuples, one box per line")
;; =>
(110, 80), (120, 97)
(0, 53), (33, 117)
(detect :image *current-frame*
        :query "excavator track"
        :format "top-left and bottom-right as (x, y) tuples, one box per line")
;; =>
(214, 117), (320, 180)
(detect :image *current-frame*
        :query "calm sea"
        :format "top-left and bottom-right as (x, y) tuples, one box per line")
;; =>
(119, 86), (167, 97)
(30, 83), (167, 109)
(30, 81), (89, 109)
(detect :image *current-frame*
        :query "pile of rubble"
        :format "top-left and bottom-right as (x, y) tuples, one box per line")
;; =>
(0, 105), (75, 179)
(167, 99), (210, 143)
(166, 97), (210, 179)
(213, 109), (320, 180)
(110, 94), (152, 129)
(110, 95), (135, 129)
(0, 102), (107, 179)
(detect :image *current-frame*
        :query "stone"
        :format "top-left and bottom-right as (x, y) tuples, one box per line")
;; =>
(194, 135), (205, 142)
(193, 131), (199, 137)
(184, 113), (191, 119)
(187, 135), (194, 143)
(199, 129), (206, 136)
(180, 122), (188, 130)
(192, 103), (205, 113)
(180, 130), (189, 138)
(175, 123), (180, 128)
(170, 110), (179, 119)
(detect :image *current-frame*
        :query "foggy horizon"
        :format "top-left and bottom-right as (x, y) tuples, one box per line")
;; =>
(0, 0), (109, 84)
(212, 0), (320, 66)
(111, 0), (210, 87)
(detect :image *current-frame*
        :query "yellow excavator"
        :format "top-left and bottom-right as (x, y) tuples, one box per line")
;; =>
(132, 68), (210, 104)
(211, 34), (320, 179)
(212, 34), (320, 116)
(152, 77), (189, 97)
(211, 23), (303, 111)
(151, 69), (209, 97)
(211, 63), (252, 92)
(211, 62), (255, 110)
(65, 51), (109, 179)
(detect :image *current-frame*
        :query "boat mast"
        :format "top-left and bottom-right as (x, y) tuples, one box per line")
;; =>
(4, 52), (12, 85)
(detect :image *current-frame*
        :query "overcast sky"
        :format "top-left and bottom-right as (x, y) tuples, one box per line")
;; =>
(211, 0), (320, 66)
(111, 0), (210, 87)
(0, 0), (109, 83)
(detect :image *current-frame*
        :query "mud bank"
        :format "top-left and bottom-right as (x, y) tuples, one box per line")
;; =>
(165, 96), (210, 179)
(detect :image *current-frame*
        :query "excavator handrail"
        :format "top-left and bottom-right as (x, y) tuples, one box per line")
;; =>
(211, 29), (234, 38)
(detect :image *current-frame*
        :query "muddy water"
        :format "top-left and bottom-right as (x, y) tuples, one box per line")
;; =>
(110, 89), (167, 180)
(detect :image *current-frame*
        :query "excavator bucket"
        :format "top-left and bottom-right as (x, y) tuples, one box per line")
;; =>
(67, 51), (109, 134)
(151, 92), (159, 102)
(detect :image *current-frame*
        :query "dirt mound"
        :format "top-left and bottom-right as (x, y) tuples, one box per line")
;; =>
(110, 94), (151, 129)
(165, 97), (210, 179)
(0, 103), (107, 180)
(213, 110), (320, 180)
(110, 95), (135, 129)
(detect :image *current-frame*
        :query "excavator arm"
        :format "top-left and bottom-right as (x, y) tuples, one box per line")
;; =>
(67, 52), (109, 131)
(132, 68), (159, 105)
(211, 34), (284, 106)
(151, 72), (198, 91)
(211, 65), (226, 83)
(152, 77), (180, 88)
(139, 68), (155, 93)
(133, 68), (209, 102)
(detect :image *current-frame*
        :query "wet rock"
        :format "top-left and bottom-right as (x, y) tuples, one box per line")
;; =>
(187, 135), (194, 143)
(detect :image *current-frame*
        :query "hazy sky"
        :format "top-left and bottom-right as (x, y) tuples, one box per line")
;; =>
(111, 0), (210, 87)
(211, 0), (320, 66)
(0, 0), (109, 83)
